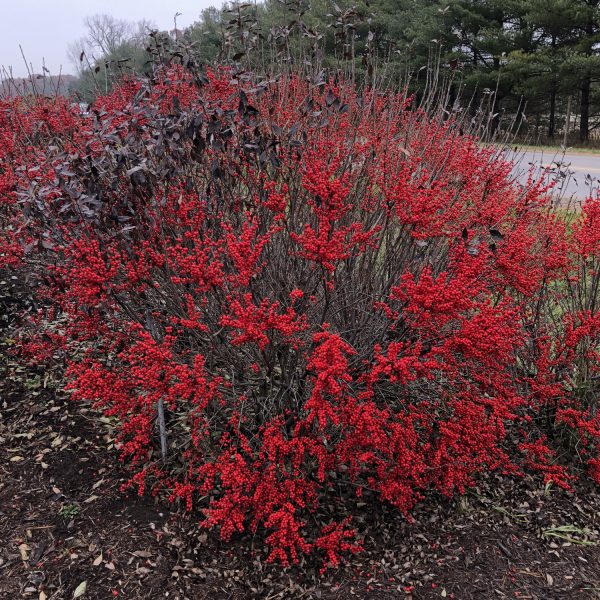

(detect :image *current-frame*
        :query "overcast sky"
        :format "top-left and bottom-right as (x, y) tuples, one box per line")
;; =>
(0, 0), (218, 77)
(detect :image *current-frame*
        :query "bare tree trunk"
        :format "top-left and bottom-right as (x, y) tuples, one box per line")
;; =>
(563, 95), (572, 146)
(580, 77), (590, 143)
(548, 88), (556, 140)
(579, 20), (594, 144)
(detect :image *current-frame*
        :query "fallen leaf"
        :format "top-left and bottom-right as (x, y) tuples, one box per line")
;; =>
(10, 456), (24, 462)
(18, 543), (31, 561)
(30, 542), (47, 564)
(547, 573), (554, 586)
(93, 553), (103, 566)
(73, 580), (87, 598)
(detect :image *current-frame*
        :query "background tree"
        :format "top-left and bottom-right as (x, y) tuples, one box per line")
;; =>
(184, 6), (225, 63)
(68, 14), (154, 100)
(65, 1), (600, 144)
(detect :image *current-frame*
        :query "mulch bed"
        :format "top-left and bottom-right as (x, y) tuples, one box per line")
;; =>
(2, 340), (600, 599)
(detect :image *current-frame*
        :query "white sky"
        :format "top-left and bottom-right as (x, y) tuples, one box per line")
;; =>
(0, 0), (218, 77)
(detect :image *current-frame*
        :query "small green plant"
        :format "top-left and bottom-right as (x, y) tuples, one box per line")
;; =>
(542, 525), (596, 546)
(58, 504), (81, 520)
(24, 374), (42, 391)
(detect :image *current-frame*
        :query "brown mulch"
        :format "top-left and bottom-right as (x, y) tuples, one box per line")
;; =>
(2, 344), (600, 599)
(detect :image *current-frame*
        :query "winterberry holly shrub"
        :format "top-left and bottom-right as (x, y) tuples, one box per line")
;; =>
(1, 66), (599, 569)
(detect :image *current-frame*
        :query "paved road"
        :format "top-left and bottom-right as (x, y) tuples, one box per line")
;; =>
(500, 147), (600, 203)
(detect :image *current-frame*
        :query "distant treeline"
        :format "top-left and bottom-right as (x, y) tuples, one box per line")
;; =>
(65, 1), (600, 144)
(0, 74), (77, 98)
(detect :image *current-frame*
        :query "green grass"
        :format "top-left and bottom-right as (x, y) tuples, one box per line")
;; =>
(482, 141), (600, 155)
(512, 144), (600, 156)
